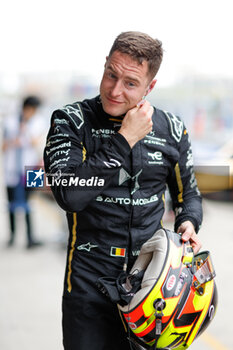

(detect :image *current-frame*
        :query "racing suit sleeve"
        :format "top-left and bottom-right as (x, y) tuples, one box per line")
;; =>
(43, 107), (131, 212)
(167, 125), (203, 233)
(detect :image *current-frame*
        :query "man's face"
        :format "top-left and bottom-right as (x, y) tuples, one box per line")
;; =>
(100, 51), (156, 116)
(23, 106), (38, 121)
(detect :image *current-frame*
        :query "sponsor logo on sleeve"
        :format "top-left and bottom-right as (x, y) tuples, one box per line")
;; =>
(144, 133), (166, 146)
(53, 118), (70, 125)
(164, 111), (183, 142)
(45, 141), (71, 156)
(61, 104), (84, 130)
(186, 147), (194, 168)
(103, 158), (121, 168)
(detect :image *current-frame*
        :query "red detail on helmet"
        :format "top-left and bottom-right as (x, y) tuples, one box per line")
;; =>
(166, 275), (176, 291)
(128, 322), (137, 330)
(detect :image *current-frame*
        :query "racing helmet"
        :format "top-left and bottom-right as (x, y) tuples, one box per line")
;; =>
(118, 229), (217, 350)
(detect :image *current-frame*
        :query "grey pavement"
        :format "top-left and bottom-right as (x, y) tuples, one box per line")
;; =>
(0, 187), (232, 349)
(0, 192), (66, 350)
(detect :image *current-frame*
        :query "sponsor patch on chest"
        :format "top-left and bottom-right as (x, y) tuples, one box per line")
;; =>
(91, 128), (116, 138)
(110, 247), (126, 257)
(147, 151), (163, 165)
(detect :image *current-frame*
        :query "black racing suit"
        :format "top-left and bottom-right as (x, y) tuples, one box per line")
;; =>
(43, 96), (202, 350)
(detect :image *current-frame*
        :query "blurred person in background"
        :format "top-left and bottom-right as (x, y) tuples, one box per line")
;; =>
(2, 95), (45, 248)
(44, 32), (203, 350)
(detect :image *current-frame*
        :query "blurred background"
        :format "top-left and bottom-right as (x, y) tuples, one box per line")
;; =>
(0, 0), (232, 349)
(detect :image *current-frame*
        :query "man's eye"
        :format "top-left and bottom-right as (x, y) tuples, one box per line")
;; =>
(108, 72), (117, 79)
(127, 82), (135, 88)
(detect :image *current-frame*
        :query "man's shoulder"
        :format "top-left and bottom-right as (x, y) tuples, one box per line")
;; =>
(52, 96), (98, 130)
(154, 107), (184, 143)
(59, 95), (97, 115)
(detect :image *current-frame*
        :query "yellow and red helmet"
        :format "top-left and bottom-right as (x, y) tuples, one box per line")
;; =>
(119, 229), (217, 349)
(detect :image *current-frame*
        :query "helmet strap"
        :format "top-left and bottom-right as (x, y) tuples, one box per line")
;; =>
(153, 312), (163, 349)
(153, 298), (166, 349)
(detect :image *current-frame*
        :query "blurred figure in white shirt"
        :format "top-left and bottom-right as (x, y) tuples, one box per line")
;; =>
(2, 96), (45, 248)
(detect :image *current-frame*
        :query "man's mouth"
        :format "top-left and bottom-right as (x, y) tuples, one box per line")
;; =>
(106, 97), (124, 105)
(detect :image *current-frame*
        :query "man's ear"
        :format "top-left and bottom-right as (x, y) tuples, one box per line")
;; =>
(145, 79), (157, 96)
(104, 56), (109, 68)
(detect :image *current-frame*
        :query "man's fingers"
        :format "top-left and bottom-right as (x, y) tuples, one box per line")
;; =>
(181, 231), (192, 241)
(119, 100), (154, 147)
(140, 102), (153, 117)
(177, 221), (202, 254)
(182, 232), (202, 254)
(191, 239), (202, 255)
(136, 99), (146, 108)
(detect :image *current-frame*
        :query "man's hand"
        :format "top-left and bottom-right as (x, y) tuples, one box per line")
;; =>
(177, 220), (202, 254)
(118, 100), (153, 148)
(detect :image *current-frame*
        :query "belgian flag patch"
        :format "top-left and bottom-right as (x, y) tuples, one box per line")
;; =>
(110, 247), (126, 257)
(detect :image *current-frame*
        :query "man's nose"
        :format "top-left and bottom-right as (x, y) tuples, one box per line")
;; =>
(110, 80), (122, 97)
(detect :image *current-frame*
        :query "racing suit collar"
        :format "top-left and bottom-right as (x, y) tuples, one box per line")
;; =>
(96, 95), (125, 124)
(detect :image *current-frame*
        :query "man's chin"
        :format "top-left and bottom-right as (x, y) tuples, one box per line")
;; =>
(102, 103), (126, 117)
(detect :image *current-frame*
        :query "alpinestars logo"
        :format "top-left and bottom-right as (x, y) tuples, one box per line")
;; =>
(61, 103), (84, 130)
(77, 242), (98, 252)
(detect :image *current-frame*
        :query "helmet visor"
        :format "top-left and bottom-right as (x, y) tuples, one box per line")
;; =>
(193, 252), (216, 288)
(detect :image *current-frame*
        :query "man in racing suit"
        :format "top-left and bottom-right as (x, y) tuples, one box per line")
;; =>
(43, 32), (202, 350)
